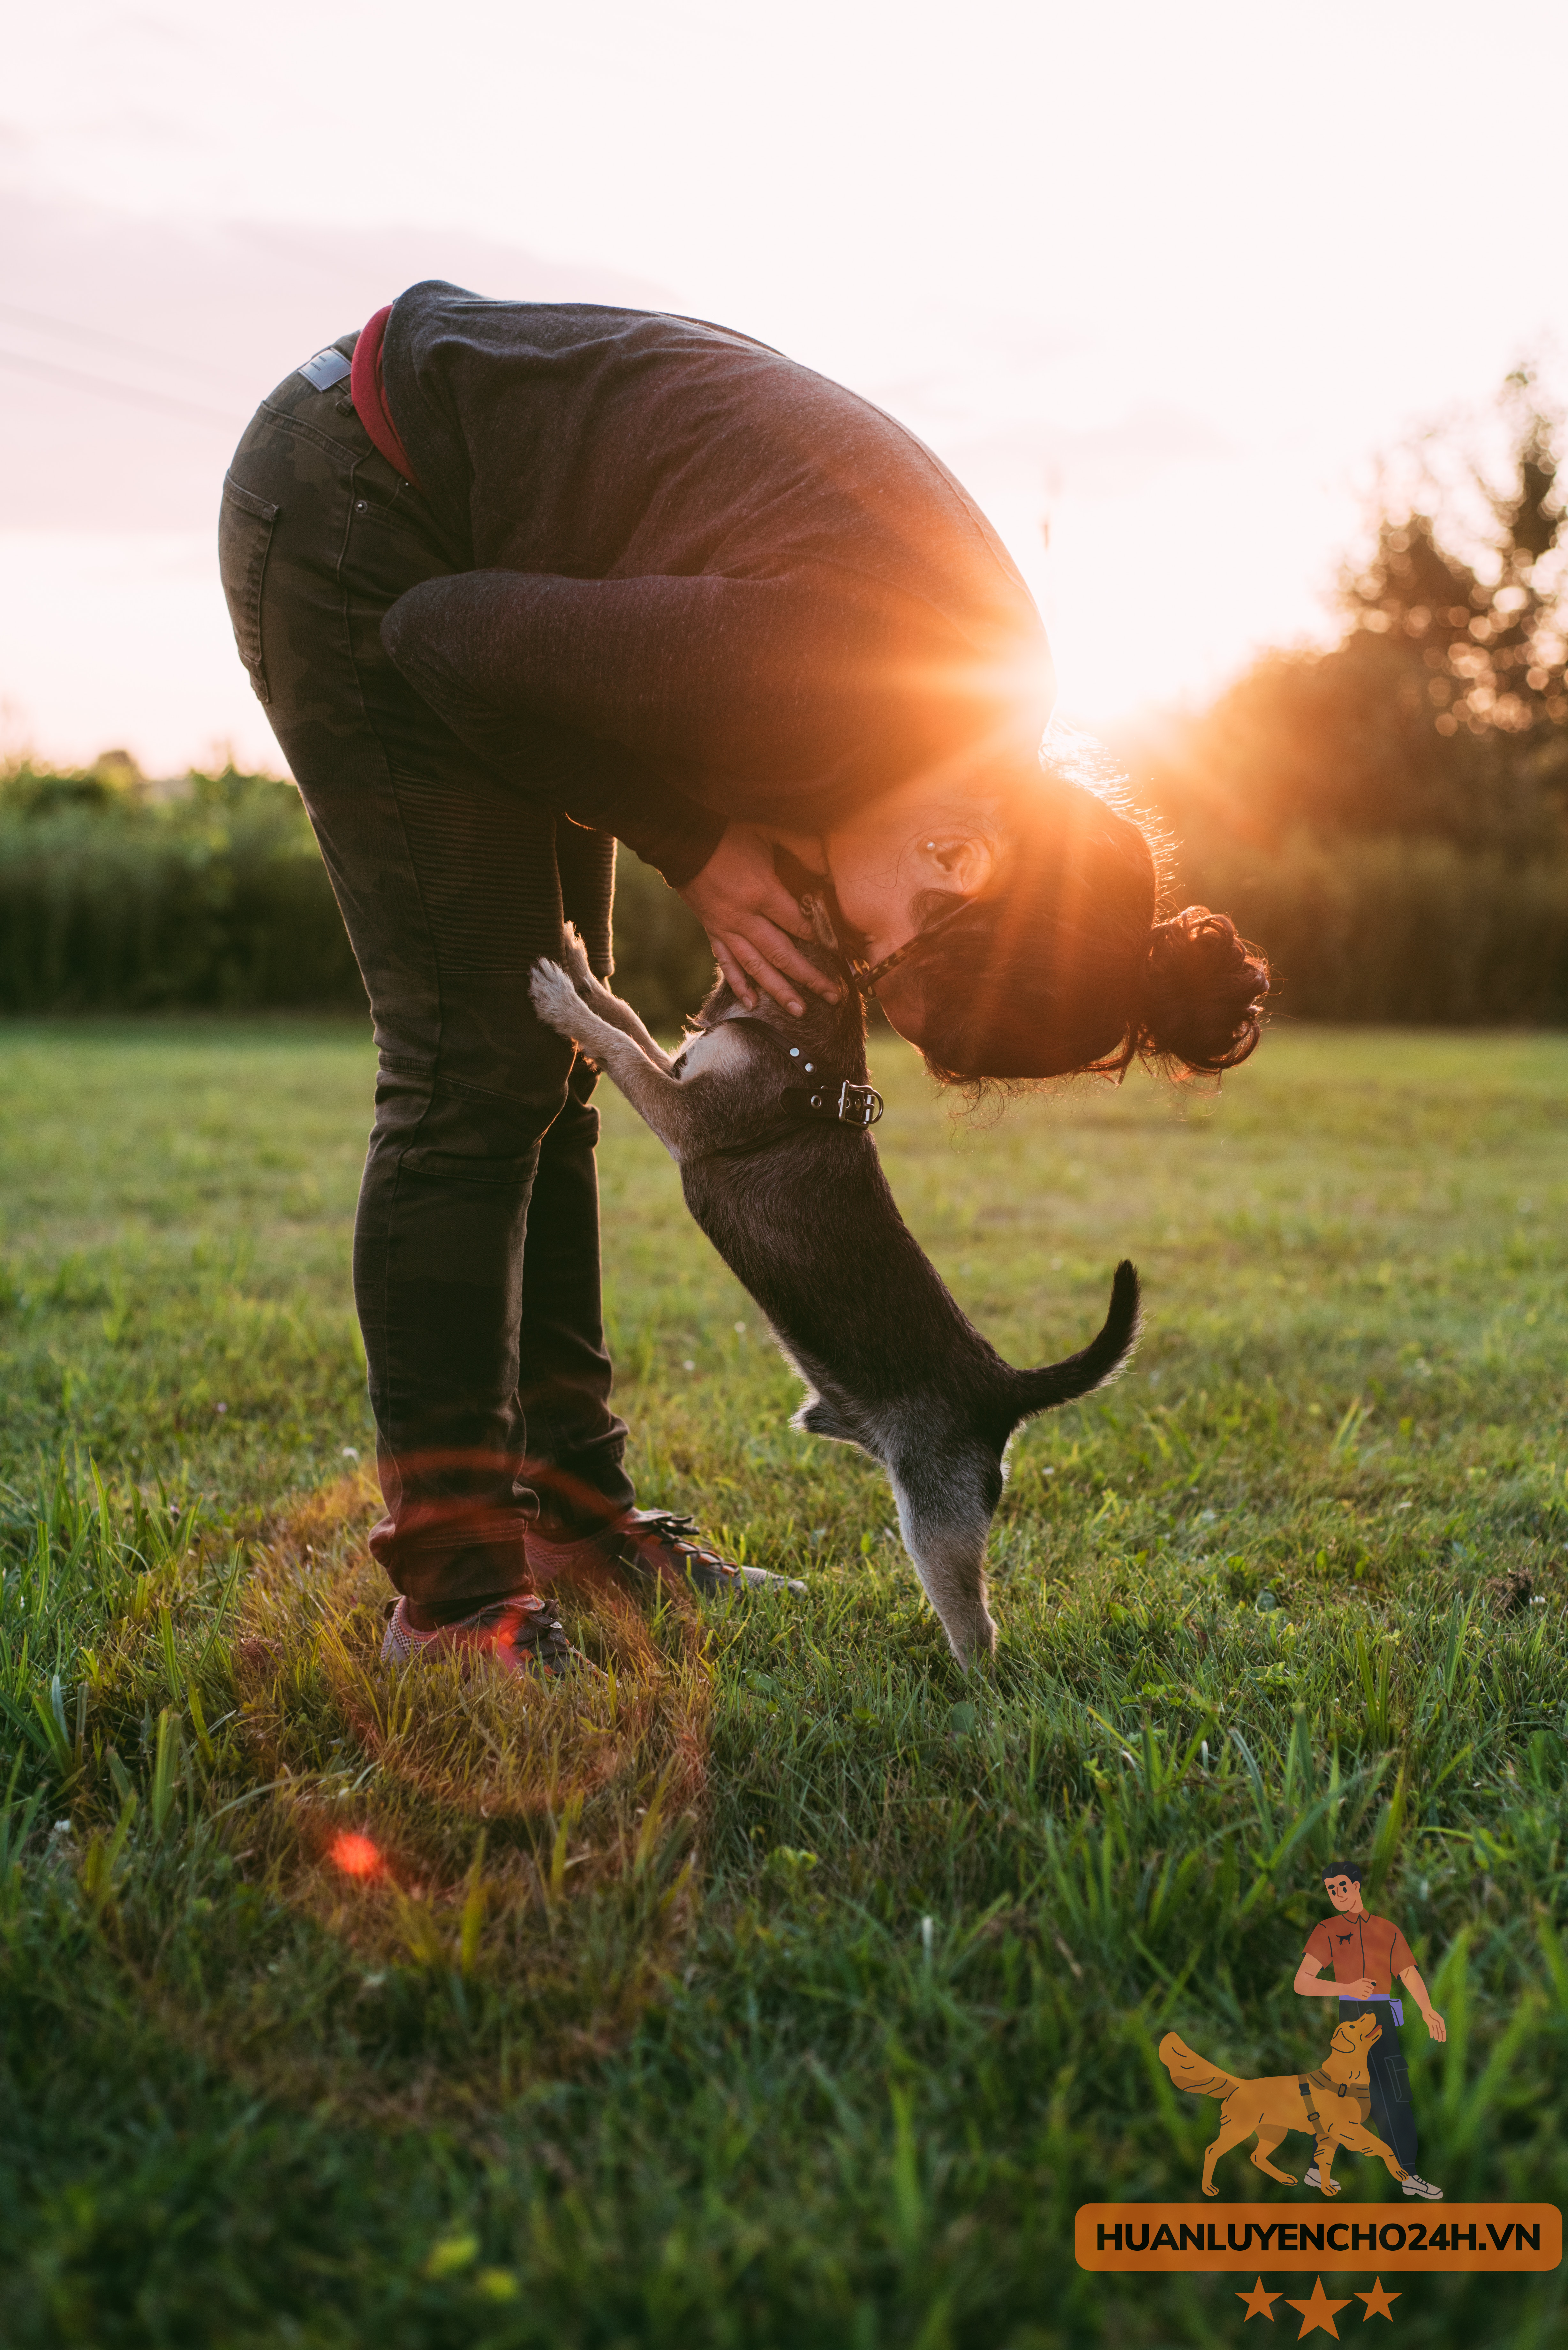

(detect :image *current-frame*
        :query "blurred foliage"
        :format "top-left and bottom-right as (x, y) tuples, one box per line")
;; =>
(1130, 366), (1567, 859)
(0, 761), (364, 1016)
(1343, 369), (1567, 753)
(1147, 628), (1566, 863)
(1186, 832), (1568, 1025)
(0, 759), (714, 1030)
(1124, 369), (1568, 1017)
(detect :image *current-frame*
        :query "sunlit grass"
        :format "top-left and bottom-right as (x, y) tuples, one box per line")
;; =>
(2, 1020), (1566, 2345)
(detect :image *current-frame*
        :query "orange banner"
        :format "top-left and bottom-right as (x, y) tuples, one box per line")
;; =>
(1074, 2203), (1561, 2271)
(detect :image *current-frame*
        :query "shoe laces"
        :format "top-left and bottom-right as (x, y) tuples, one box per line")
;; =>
(626, 1511), (736, 1577)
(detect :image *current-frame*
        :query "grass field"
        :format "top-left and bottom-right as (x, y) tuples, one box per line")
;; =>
(1, 1016), (1565, 2348)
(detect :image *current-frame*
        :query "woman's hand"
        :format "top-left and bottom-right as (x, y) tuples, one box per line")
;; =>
(678, 824), (840, 1015)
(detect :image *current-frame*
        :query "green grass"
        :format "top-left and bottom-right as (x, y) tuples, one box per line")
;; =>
(1, 1017), (1565, 2348)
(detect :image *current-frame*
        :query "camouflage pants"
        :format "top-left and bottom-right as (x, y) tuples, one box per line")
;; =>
(219, 338), (634, 1612)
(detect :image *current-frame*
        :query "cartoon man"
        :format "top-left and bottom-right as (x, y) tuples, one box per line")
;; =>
(1293, 1861), (1446, 2201)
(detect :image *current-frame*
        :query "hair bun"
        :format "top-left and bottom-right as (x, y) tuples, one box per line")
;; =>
(1137, 907), (1269, 1073)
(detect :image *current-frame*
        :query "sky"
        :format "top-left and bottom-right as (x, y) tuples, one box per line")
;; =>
(2, 0), (1564, 775)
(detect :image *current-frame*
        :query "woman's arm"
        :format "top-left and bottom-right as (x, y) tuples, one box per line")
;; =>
(381, 569), (852, 780)
(379, 598), (727, 886)
(383, 572), (846, 1003)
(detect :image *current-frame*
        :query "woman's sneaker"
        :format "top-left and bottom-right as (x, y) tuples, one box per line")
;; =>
(529, 1508), (806, 1599)
(1305, 2159), (1440, 2200)
(380, 1592), (580, 1680)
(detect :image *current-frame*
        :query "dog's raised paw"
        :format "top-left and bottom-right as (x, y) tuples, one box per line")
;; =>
(529, 959), (584, 1036)
(557, 923), (595, 990)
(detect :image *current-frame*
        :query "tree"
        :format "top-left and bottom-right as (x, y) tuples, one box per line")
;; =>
(1342, 368), (1566, 747)
(1128, 371), (1568, 860)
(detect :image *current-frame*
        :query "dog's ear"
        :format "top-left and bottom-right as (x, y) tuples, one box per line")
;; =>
(800, 892), (841, 953)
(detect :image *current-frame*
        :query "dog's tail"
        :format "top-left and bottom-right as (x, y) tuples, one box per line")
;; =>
(1007, 1259), (1141, 1425)
(1158, 2032), (1237, 2102)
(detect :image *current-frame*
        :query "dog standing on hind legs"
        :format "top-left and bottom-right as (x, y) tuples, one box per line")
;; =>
(529, 913), (1140, 1667)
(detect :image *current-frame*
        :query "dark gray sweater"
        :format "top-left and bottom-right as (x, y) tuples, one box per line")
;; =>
(379, 284), (1054, 886)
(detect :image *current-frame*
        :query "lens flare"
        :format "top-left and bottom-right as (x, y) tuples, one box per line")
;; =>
(328, 1830), (385, 1881)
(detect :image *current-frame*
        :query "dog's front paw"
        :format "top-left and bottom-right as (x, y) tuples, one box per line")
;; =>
(558, 921), (597, 992)
(530, 959), (586, 1039)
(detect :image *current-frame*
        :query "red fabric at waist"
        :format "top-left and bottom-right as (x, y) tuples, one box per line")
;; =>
(351, 305), (422, 489)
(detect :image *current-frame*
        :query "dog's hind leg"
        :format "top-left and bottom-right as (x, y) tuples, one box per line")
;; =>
(887, 1442), (1002, 1668)
(1249, 2124), (1297, 2187)
(1201, 2111), (1255, 2198)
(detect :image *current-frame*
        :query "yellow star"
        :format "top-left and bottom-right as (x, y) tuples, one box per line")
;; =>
(1237, 2276), (1282, 2322)
(1356, 2278), (1401, 2322)
(1284, 2277), (1353, 2339)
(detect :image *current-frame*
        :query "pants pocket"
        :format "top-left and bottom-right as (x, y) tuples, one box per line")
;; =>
(218, 474), (280, 703)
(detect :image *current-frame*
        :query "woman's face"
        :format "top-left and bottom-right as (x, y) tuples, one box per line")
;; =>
(819, 780), (999, 968)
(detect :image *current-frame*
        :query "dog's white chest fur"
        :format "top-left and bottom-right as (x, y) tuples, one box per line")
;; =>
(671, 1023), (751, 1084)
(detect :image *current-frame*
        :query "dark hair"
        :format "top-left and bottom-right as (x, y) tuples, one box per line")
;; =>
(1323, 1861), (1363, 1884)
(904, 742), (1270, 1086)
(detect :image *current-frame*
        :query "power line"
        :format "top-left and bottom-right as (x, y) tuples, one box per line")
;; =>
(0, 344), (238, 427)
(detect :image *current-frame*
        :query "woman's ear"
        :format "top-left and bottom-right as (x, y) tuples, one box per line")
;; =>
(926, 833), (996, 899)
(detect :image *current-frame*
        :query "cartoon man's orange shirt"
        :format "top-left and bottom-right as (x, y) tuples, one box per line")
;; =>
(1303, 1911), (1413, 1996)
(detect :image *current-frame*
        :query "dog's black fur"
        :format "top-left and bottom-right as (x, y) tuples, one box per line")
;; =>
(530, 909), (1139, 1664)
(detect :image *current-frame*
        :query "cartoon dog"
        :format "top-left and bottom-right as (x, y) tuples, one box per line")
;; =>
(1159, 2013), (1411, 2197)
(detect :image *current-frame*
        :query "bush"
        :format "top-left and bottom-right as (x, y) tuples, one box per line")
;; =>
(0, 765), (716, 1029)
(1184, 829), (1568, 1024)
(0, 768), (364, 1014)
